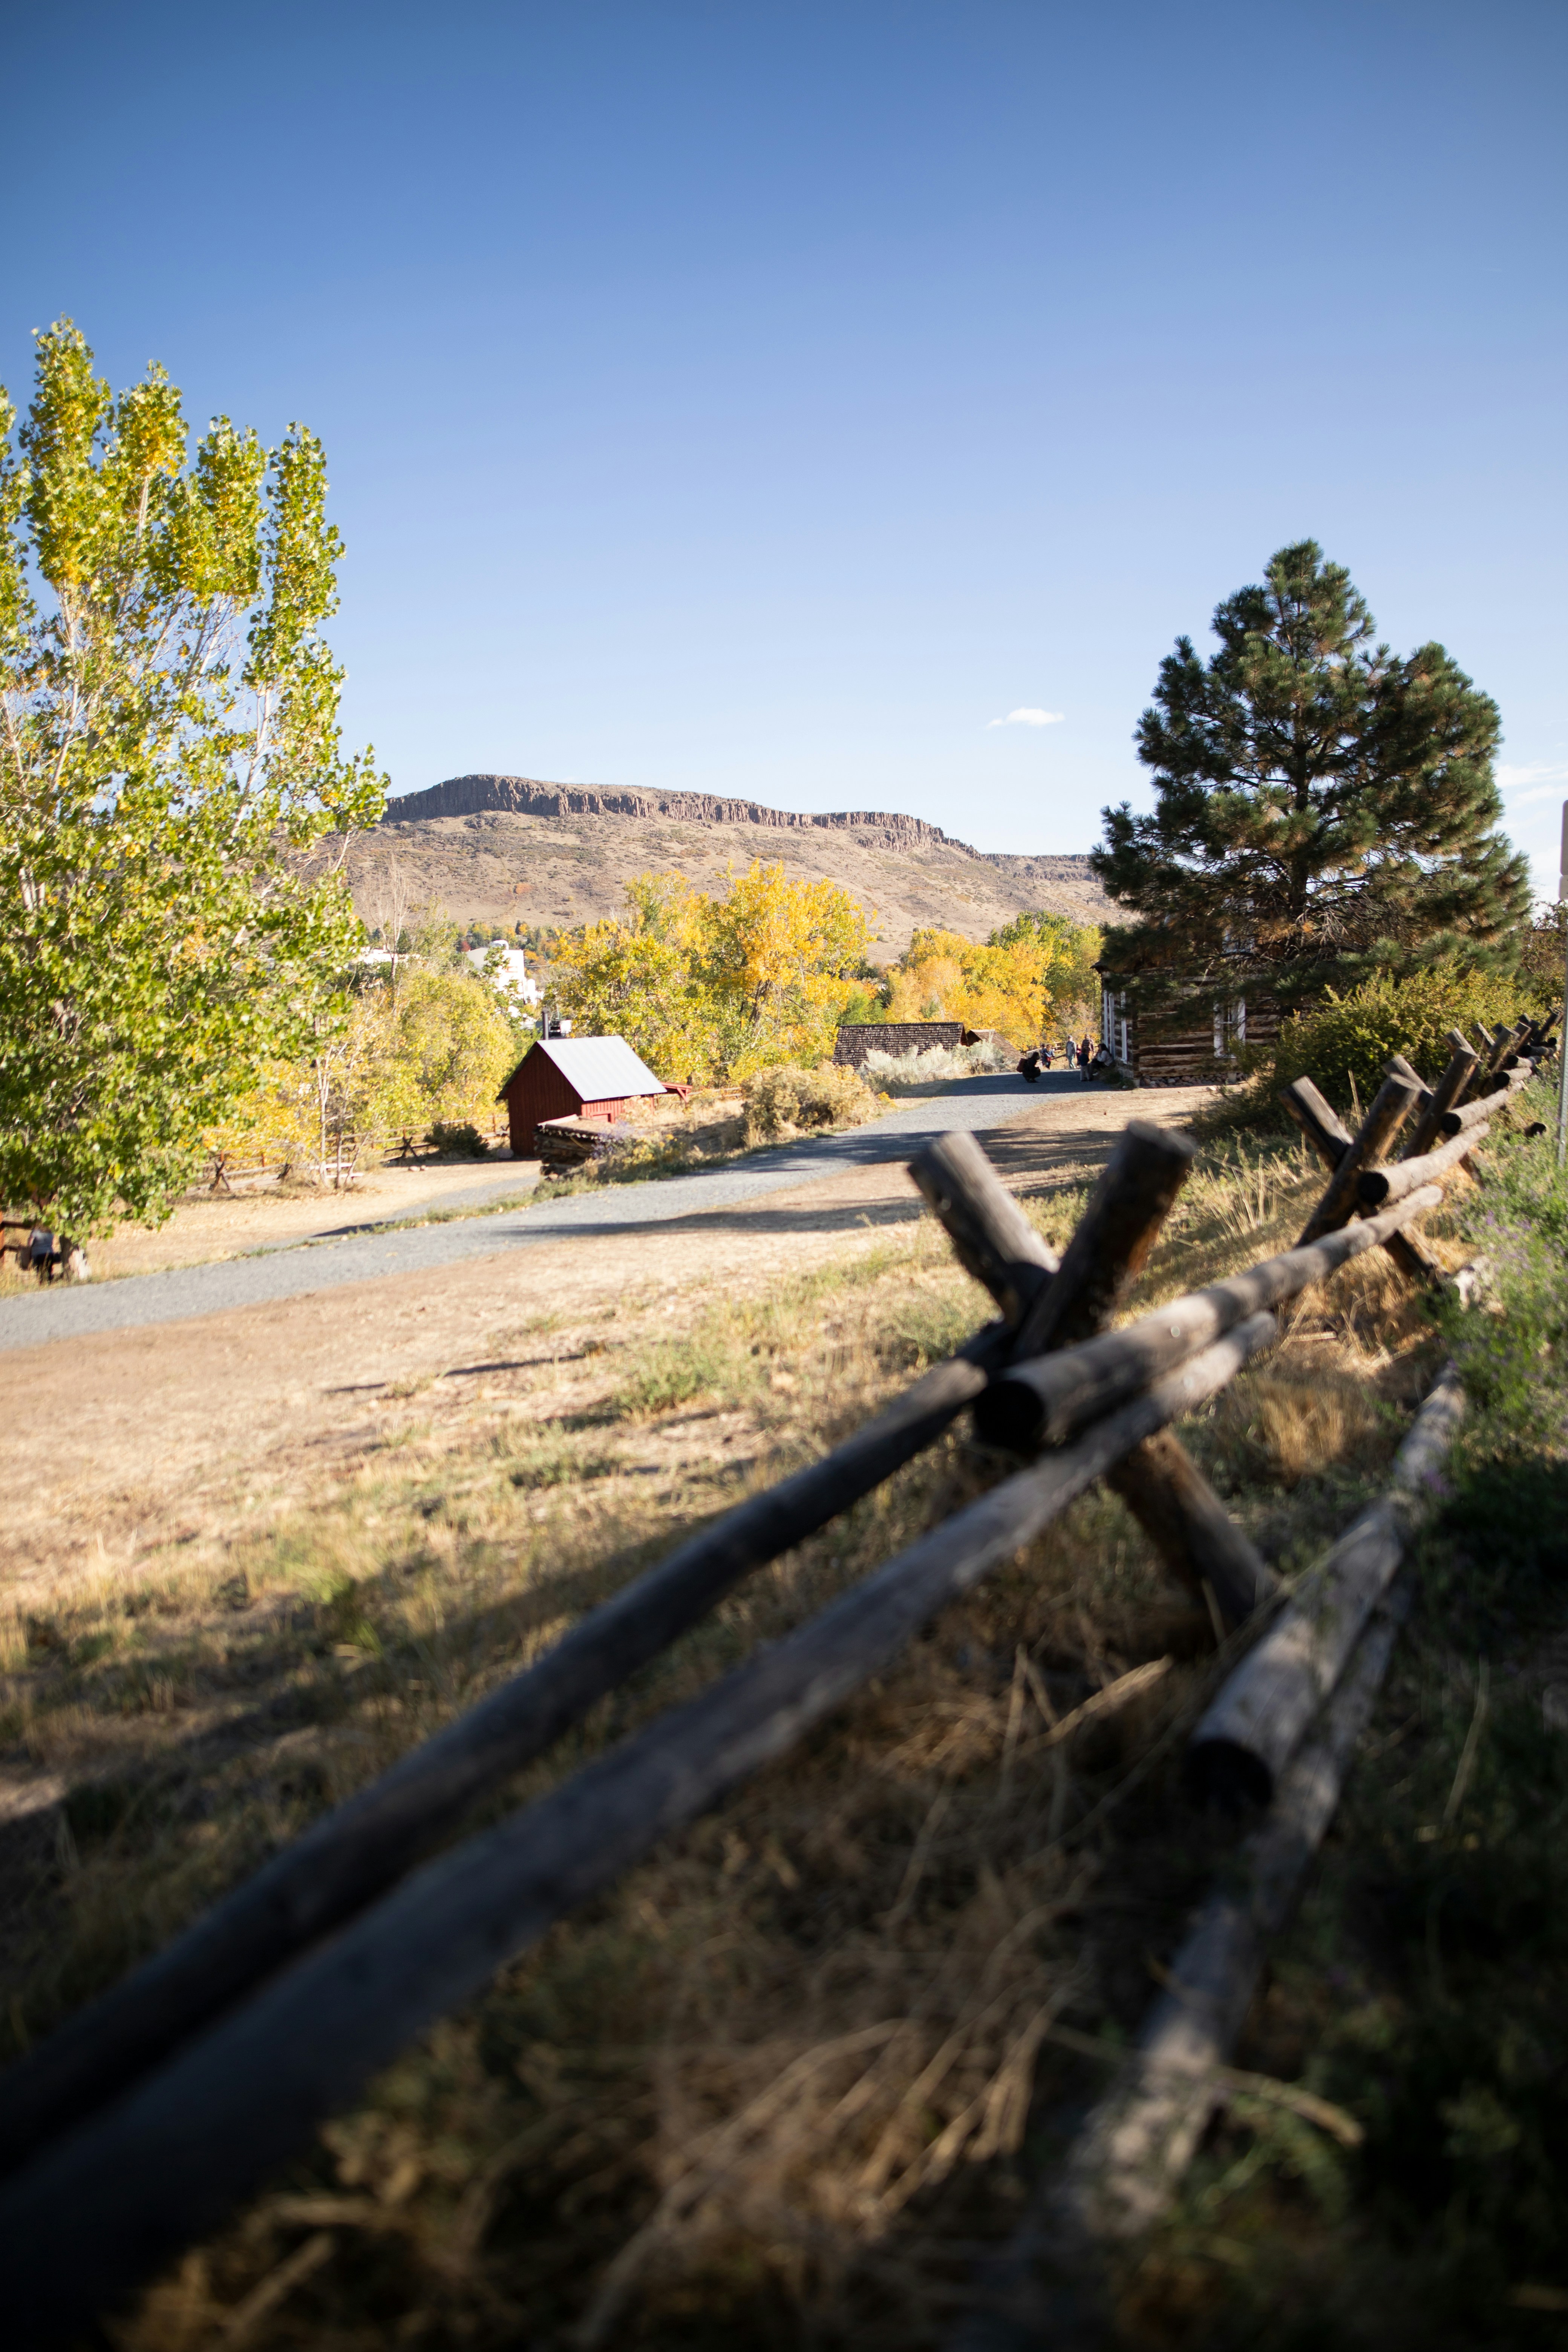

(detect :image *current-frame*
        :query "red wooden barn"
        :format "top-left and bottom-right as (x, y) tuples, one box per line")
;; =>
(498, 1035), (671, 1156)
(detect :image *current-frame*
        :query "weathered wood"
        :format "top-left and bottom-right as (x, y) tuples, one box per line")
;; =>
(1404, 1038), (1479, 1160)
(1187, 1366), (1466, 1805)
(1356, 1124), (1487, 1208)
(1003, 1121), (1275, 1629)
(1430, 1064), (1533, 1138)
(907, 1131), (1059, 1328)
(1456, 1024), (1535, 1171)
(1384, 1050), (1430, 1105)
(1281, 1073), (1440, 1281)
(1477, 1021), (1521, 1081)
(0, 1326), (1007, 2183)
(1103, 1430), (1277, 1626)
(975, 1188), (1446, 1456)
(1014, 1120), (1198, 1356)
(1296, 1067), (1421, 1245)
(0, 1315), (1283, 2347)
(1045, 1594), (1407, 2260)
(1278, 1075), (1351, 1162)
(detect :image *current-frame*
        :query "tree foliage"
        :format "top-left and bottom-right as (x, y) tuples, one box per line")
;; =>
(983, 910), (1103, 1030)
(1092, 541), (1531, 1017)
(1271, 963), (1542, 1115)
(881, 913), (1102, 1043)
(550, 862), (873, 1080)
(0, 321), (385, 1230)
(211, 959), (520, 1174)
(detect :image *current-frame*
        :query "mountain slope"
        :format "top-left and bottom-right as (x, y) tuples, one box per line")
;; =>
(354, 775), (1110, 955)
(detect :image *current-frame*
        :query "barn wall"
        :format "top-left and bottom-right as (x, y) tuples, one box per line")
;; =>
(503, 1051), (580, 1155)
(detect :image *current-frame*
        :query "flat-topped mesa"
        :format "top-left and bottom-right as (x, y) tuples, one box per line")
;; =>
(380, 773), (975, 852)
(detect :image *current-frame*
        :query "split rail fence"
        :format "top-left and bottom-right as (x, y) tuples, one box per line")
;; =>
(0, 1015), (1552, 2345)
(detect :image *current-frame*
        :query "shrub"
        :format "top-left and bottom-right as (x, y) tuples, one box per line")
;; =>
(426, 1120), (490, 1159)
(860, 1037), (1015, 1087)
(742, 1063), (880, 1143)
(1271, 965), (1536, 1113)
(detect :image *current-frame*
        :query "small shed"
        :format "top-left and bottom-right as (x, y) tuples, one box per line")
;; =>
(498, 1035), (669, 1156)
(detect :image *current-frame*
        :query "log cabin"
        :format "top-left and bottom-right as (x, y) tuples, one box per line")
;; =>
(1098, 980), (1281, 1086)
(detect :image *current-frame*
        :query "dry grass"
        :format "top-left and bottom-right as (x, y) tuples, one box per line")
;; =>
(0, 1132), (1468, 2349)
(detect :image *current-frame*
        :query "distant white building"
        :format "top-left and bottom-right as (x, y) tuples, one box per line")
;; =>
(465, 944), (541, 1005)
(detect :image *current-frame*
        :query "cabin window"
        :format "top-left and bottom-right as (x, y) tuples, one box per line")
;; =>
(1213, 997), (1247, 1056)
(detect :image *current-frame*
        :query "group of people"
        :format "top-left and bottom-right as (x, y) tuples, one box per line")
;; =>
(1016, 1032), (1115, 1085)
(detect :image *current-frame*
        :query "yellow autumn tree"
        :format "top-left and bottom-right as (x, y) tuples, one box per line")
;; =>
(211, 967), (517, 1172)
(550, 862), (874, 1081)
(882, 914), (1102, 1045)
(700, 861), (873, 1075)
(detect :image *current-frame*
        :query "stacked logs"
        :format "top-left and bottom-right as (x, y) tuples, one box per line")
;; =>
(533, 1115), (643, 1174)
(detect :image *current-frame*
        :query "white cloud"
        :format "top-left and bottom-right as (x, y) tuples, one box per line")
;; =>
(986, 707), (1064, 730)
(1498, 762), (1568, 800)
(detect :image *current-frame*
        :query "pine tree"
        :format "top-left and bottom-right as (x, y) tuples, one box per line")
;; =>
(1091, 541), (1531, 1018)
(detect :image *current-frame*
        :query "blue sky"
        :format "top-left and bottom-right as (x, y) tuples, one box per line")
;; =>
(6, 1), (1565, 891)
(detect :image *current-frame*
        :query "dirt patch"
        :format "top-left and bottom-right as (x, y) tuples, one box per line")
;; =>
(0, 1086), (1216, 1609)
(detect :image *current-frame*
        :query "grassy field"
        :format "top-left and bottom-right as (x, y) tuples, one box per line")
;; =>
(3, 1085), (1565, 2349)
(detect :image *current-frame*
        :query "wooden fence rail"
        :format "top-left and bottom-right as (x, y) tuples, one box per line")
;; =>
(0, 1038), (1548, 2346)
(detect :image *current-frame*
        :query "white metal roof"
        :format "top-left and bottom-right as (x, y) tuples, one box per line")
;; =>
(531, 1035), (668, 1101)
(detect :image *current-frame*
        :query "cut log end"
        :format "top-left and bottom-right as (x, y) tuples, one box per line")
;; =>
(1185, 1734), (1274, 1811)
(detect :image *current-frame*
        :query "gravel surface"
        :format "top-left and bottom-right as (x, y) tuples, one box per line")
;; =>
(0, 1073), (1103, 1349)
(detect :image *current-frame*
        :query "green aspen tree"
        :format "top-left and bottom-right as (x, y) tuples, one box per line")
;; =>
(1092, 541), (1531, 1021)
(0, 321), (386, 1235)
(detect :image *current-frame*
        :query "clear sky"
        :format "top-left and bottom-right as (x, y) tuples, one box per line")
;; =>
(6, 0), (1565, 892)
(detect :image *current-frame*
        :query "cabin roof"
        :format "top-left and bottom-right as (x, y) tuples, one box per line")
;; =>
(498, 1035), (667, 1103)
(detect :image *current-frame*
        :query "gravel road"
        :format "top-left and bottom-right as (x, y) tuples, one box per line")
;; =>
(0, 1072), (1099, 1350)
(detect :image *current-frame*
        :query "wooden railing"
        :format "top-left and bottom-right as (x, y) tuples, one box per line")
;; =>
(0, 1019), (1551, 2346)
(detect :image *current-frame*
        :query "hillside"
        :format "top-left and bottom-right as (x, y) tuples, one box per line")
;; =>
(349, 773), (1111, 954)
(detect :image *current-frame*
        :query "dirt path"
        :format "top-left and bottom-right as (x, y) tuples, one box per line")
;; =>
(79, 1153), (541, 1280)
(0, 1084), (1214, 1608)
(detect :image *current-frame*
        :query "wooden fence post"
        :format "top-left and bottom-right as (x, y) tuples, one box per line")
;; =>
(972, 1189), (1444, 1456)
(908, 1131), (1059, 1328)
(1187, 1366), (1466, 1805)
(917, 1122), (1277, 1632)
(1282, 1067), (1440, 1281)
(1295, 1067), (1420, 1246)
(1403, 1038), (1478, 1162)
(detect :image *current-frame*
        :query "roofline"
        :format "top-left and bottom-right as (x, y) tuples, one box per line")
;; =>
(496, 1036), (669, 1103)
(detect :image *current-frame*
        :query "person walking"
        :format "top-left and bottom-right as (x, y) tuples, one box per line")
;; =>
(1077, 1034), (1093, 1081)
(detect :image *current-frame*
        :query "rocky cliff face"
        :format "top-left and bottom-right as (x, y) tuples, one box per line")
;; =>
(380, 774), (969, 853)
(359, 773), (1112, 953)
